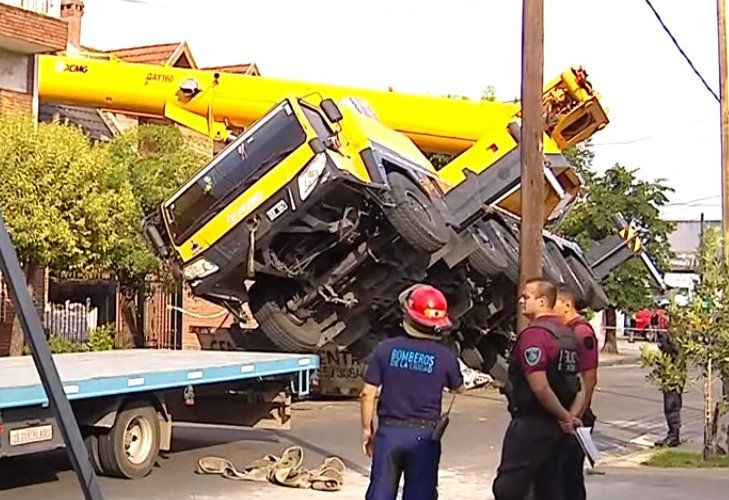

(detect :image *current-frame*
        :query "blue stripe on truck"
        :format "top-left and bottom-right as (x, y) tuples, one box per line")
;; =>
(0, 354), (319, 410)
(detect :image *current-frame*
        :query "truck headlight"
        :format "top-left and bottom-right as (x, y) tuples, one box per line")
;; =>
(182, 258), (219, 280)
(297, 154), (327, 201)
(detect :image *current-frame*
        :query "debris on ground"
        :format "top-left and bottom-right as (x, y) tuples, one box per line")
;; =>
(195, 446), (345, 491)
(459, 359), (493, 390)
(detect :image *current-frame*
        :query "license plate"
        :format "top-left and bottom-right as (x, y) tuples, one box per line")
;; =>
(9, 424), (53, 446)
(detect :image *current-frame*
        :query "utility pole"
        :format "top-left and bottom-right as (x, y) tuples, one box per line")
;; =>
(518, 0), (545, 332)
(718, 0), (729, 258)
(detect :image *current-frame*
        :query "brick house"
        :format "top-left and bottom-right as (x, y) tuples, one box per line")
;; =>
(0, 0), (68, 355)
(35, 1), (261, 351)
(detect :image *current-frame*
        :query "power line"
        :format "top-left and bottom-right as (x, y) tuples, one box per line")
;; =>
(643, 0), (720, 103)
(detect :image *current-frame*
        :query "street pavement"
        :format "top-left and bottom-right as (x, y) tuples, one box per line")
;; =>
(1, 341), (726, 499)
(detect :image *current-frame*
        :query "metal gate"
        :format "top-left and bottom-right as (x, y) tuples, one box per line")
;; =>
(142, 279), (182, 350)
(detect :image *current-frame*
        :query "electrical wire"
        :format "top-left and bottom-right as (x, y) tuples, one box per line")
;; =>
(643, 0), (720, 103)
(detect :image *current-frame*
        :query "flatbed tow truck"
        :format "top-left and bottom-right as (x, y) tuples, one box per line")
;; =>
(0, 349), (317, 478)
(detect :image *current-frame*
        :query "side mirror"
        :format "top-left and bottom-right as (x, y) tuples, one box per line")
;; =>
(321, 98), (343, 123)
(308, 137), (326, 155)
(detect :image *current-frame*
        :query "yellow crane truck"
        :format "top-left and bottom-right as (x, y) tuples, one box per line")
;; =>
(37, 54), (650, 375)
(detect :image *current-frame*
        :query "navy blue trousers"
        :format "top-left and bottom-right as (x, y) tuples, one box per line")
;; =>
(366, 424), (441, 500)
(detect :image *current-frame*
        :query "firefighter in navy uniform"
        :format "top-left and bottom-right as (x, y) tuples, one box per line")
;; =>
(360, 283), (465, 500)
(493, 278), (585, 500)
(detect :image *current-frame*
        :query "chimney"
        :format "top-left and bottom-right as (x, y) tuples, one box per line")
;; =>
(60, 0), (84, 49)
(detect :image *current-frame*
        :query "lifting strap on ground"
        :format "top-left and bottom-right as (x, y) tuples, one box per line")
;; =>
(195, 445), (345, 492)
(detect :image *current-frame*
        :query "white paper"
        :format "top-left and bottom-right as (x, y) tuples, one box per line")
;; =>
(575, 426), (601, 466)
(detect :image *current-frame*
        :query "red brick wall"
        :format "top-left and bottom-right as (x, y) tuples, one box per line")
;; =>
(0, 89), (32, 116)
(181, 289), (235, 350)
(0, 3), (68, 52)
(0, 267), (49, 356)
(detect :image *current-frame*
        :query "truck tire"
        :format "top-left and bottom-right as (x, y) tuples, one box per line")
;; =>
(248, 283), (322, 353)
(468, 221), (509, 278)
(97, 402), (160, 479)
(83, 430), (103, 474)
(384, 171), (449, 253)
(489, 220), (520, 284)
(566, 254), (610, 311)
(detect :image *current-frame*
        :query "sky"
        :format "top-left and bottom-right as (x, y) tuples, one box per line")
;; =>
(53, 0), (728, 221)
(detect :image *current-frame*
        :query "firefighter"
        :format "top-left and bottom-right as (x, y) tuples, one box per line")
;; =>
(554, 283), (599, 500)
(360, 283), (465, 500)
(492, 277), (585, 500)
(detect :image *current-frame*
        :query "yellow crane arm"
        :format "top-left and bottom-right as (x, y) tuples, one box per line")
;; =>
(37, 54), (607, 157)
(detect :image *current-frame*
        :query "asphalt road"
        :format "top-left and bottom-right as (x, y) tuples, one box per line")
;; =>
(0, 362), (726, 499)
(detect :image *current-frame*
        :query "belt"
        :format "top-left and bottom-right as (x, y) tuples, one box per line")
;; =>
(379, 417), (438, 429)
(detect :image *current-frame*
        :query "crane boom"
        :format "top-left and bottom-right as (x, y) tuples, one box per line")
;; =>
(37, 54), (607, 158)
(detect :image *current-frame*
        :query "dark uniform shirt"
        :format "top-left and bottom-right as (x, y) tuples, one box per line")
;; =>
(363, 335), (463, 421)
(569, 316), (598, 372)
(514, 314), (565, 374)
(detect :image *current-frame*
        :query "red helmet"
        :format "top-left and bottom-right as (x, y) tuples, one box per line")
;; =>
(398, 284), (452, 331)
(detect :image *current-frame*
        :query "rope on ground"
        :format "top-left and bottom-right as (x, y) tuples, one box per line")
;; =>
(195, 445), (345, 492)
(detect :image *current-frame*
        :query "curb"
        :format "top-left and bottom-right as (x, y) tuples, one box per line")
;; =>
(599, 355), (642, 367)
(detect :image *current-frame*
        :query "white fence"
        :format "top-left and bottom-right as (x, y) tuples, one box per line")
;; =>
(43, 298), (98, 343)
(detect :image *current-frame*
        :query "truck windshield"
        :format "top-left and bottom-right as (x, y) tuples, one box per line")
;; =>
(166, 102), (306, 245)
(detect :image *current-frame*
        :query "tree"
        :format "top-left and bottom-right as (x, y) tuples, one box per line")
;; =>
(105, 124), (209, 347)
(0, 114), (138, 355)
(642, 227), (729, 457)
(556, 143), (675, 353)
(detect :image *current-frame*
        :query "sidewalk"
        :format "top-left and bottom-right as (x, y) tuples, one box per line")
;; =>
(598, 333), (647, 367)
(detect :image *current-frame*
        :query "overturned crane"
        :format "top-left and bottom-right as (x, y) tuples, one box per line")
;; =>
(37, 53), (652, 374)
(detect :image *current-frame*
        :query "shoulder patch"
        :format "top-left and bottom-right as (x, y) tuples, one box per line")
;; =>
(583, 336), (596, 350)
(524, 347), (543, 366)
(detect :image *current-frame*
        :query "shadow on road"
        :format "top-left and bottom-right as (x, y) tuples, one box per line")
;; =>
(0, 424), (280, 491)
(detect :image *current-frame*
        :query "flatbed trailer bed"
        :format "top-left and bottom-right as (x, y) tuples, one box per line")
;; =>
(0, 349), (319, 479)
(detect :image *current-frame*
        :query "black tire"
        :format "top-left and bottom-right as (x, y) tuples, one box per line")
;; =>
(545, 242), (588, 301)
(248, 283), (322, 353)
(98, 402), (160, 479)
(384, 171), (449, 253)
(83, 429), (103, 474)
(460, 346), (485, 371)
(489, 220), (520, 284)
(564, 254), (608, 310)
(541, 239), (565, 283)
(468, 221), (509, 277)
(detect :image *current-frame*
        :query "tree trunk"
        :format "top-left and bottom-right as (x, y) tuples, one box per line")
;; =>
(601, 308), (619, 354)
(8, 262), (44, 356)
(711, 374), (729, 456)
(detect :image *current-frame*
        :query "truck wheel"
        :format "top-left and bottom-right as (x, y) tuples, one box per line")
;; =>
(83, 429), (103, 474)
(468, 221), (509, 278)
(98, 402), (160, 479)
(249, 283), (322, 353)
(384, 171), (449, 253)
(488, 220), (520, 284)
(566, 254), (610, 311)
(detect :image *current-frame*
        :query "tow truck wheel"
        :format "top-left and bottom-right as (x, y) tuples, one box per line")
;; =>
(249, 283), (322, 353)
(384, 171), (449, 253)
(82, 429), (104, 474)
(98, 402), (160, 479)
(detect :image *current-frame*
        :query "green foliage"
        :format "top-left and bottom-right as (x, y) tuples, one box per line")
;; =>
(46, 335), (88, 354)
(640, 344), (687, 393)
(105, 124), (208, 295)
(0, 115), (138, 276)
(644, 449), (729, 468)
(87, 324), (117, 352)
(662, 228), (729, 378)
(556, 143), (675, 313)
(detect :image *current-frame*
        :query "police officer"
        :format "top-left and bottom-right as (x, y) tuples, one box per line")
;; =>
(655, 303), (682, 448)
(493, 277), (584, 500)
(554, 283), (599, 500)
(360, 283), (465, 500)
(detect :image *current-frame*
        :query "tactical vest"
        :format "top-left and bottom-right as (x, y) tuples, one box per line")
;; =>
(508, 317), (581, 417)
